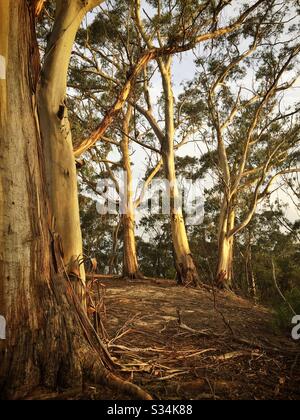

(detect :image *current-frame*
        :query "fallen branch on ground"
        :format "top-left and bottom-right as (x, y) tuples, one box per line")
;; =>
(213, 350), (262, 362)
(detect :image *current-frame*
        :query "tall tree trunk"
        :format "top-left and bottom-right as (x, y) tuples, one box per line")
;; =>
(0, 0), (99, 398)
(121, 106), (142, 279)
(122, 213), (141, 278)
(216, 199), (235, 289)
(159, 58), (200, 287)
(37, 0), (89, 303)
(108, 218), (121, 275)
(164, 153), (200, 287)
(0, 0), (150, 401)
(245, 230), (258, 302)
(217, 235), (234, 287)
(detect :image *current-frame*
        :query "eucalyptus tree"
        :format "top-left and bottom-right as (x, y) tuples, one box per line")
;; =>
(180, 1), (300, 288)
(137, 155), (203, 280)
(66, 2), (146, 278)
(36, 0), (113, 301)
(0, 0), (151, 400)
(70, 0), (276, 287)
(129, 0), (269, 286)
(74, 0), (272, 155)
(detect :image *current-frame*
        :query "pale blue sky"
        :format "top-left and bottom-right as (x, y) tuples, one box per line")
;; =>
(82, 1), (300, 225)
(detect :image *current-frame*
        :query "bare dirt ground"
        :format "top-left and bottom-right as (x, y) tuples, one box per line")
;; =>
(93, 278), (300, 400)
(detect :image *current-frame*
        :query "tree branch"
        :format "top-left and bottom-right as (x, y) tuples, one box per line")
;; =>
(134, 159), (163, 208)
(231, 43), (300, 196)
(74, 0), (269, 157)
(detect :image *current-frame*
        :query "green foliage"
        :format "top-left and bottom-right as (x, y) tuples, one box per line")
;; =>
(271, 288), (300, 332)
(138, 214), (176, 279)
(80, 194), (120, 273)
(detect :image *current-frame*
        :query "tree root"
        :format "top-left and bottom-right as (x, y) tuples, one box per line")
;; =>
(68, 273), (153, 400)
(26, 356), (153, 400)
(86, 359), (153, 400)
(123, 271), (145, 281)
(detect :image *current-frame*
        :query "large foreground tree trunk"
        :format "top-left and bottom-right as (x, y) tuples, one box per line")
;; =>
(0, 0), (150, 400)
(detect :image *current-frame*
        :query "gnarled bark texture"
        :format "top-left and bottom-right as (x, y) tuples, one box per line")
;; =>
(0, 0), (151, 401)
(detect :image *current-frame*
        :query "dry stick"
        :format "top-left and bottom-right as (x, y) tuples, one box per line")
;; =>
(109, 344), (170, 353)
(211, 278), (235, 336)
(86, 273), (120, 280)
(272, 259), (297, 316)
(177, 349), (216, 360)
(176, 310), (221, 339)
(109, 328), (135, 344)
(213, 350), (261, 362)
(177, 310), (292, 354)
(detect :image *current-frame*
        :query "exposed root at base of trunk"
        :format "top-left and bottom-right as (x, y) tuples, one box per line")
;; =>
(176, 256), (201, 288)
(178, 275), (201, 288)
(85, 358), (153, 400)
(7, 353), (153, 400)
(123, 271), (145, 281)
(216, 271), (233, 291)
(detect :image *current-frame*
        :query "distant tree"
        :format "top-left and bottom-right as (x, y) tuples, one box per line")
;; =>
(138, 214), (176, 279)
(68, 0), (276, 287)
(242, 206), (300, 302)
(180, 1), (300, 288)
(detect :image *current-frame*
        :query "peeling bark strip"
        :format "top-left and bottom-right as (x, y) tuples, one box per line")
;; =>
(0, 316), (6, 340)
(158, 57), (200, 288)
(216, 200), (235, 288)
(0, 56), (6, 80)
(34, 0), (46, 17)
(210, 43), (300, 288)
(132, 1), (202, 288)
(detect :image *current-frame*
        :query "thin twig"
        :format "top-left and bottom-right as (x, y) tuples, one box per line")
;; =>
(272, 259), (297, 316)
